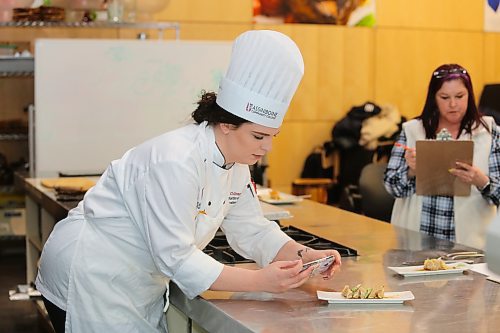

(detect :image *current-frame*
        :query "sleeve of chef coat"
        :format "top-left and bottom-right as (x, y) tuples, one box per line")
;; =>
(221, 171), (292, 267)
(123, 159), (224, 299)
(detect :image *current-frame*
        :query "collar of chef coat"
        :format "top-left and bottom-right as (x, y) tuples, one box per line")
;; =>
(205, 123), (235, 170)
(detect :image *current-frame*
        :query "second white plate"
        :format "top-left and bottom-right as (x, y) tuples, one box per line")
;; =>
(317, 290), (415, 304)
(257, 189), (303, 204)
(388, 263), (471, 277)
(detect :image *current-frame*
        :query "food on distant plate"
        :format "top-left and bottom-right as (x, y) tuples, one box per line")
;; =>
(341, 284), (385, 299)
(258, 189), (281, 201)
(269, 189), (281, 200)
(41, 177), (96, 193)
(423, 258), (449, 271)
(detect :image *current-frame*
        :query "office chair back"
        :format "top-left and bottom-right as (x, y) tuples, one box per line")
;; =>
(358, 162), (394, 222)
(479, 84), (500, 125)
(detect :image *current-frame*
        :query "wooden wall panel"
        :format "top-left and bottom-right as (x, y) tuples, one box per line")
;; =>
(315, 25), (344, 122)
(117, 23), (251, 40)
(249, 24), (374, 190)
(252, 24), (322, 122)
(339, 26), (375, 116)
(483, 33), (500, 84)
(376, 0), (483, 31)
(267, 122), (334, 192)
(172, 23), (252, 40)
(287, 25), (322, 122)
(156, 0), (253, 23)
(375, 29), (484, 119)
(253, 24), (374, 123)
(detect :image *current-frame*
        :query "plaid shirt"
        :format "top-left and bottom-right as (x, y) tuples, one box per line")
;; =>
(384, 123), (500, 241)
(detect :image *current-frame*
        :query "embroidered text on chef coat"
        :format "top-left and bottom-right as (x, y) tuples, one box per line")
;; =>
(228, 191), (241, 204)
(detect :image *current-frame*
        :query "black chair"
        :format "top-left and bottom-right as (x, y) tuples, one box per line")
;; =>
(358, 162), (394, 223)
(479, 84), (500, 125)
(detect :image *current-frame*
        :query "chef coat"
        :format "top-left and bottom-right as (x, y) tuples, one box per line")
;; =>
(36, 122), (292, 332)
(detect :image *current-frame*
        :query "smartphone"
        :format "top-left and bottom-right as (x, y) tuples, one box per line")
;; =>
(300, 255), (335, 275)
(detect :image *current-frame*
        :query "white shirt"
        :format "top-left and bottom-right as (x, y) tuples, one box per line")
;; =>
(36, 122), (291, 332)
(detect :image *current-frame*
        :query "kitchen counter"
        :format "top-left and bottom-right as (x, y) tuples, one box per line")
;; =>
(23, 178), (500, 333)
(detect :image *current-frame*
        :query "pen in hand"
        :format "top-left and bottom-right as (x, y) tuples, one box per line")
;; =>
(394, 142), (414, 151)
(395, 142), (417, 177)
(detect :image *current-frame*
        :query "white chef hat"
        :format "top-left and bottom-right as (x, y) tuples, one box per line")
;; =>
(216, 30), (304, 128)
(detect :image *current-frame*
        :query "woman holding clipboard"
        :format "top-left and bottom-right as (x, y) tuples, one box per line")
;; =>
(384, 64), (500, 249)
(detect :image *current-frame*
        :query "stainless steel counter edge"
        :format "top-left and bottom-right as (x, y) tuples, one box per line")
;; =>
(22, 177), (76, 221)
(169, 283), (253, 333)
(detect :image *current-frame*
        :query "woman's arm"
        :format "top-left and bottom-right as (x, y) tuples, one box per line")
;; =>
(450, 124), (500, 206)
(449, 161), (490, 189)
(210, 259), (312, 293)
(384, 131), (417, 198)
(210, 240), (342, 293)
(484, 124), (500, 205)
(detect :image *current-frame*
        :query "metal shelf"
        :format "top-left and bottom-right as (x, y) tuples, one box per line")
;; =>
(0, 20), (180, 39)
(0, 133), (29, 141)
(0, 71), (33, 78)
(0, 20), (180, 76)
(0, 57), (34, 77)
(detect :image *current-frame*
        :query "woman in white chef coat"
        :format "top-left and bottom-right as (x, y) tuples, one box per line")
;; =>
(35, 30), (342, 333)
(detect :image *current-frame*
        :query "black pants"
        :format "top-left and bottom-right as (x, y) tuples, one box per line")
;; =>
(42, 296), (66, 333)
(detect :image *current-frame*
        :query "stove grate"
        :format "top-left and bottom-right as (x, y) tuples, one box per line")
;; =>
(203, 225), (358, 264)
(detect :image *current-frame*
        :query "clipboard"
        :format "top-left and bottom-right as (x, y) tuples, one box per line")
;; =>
(416, 140), (474, 196)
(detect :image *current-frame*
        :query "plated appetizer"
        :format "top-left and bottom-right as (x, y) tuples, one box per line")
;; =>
(423, 258), (449, 271)
(269, 189), (281, 200)
(341, 284), (385, 299)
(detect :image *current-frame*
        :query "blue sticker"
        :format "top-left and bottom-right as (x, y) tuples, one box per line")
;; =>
(489, 0), (499, 12)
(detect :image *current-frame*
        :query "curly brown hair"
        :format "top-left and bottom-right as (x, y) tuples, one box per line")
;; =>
(191, 91), (249, 127)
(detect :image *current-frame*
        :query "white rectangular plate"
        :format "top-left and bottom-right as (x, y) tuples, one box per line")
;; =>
(257, 189), (303, 204)
(317, 290), (415, 304)
(260, 202), (293, 220)
(388, 263), (471, 277)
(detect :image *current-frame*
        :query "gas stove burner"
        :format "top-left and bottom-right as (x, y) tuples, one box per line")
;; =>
(284, 233), (316, 244)
(209, 236), (231, 249)
(281, 226), (358, 257)
(203, 225), (358, 264)
(203, 244), (254, 264)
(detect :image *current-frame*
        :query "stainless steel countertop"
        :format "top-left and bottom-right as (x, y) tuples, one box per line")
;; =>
(171, 200), (500, 333)
(22, 178), (500, 332)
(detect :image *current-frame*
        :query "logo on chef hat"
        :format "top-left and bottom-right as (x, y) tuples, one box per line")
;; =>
(245, 102), (278, 120)
(217, 30), (304, 129)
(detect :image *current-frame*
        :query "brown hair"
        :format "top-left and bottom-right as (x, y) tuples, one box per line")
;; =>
(418, 64), (488, 139)
(191, 91), (249, 127)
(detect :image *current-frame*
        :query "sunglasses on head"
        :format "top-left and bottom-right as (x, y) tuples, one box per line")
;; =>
(433, 68), (468, 79)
